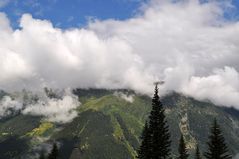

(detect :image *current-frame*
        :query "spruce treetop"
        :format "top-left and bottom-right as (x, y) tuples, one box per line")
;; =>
(204, 119), (231, 159)
(137, 84), (171, 159)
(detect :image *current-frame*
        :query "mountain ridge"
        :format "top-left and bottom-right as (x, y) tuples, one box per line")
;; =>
(0, 89), (239, 159)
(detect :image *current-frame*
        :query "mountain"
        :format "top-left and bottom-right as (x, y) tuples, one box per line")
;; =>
(0, 89), (239, 159)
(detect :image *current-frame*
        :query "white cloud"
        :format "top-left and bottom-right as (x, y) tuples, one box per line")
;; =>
(114, 91), (135, 103)
(182, 67), (239, 107)
(0, 89), (80, 123)
(1, 0), (239, 108)
(0, 96), (23, 118)
(22, 92), (80, 123)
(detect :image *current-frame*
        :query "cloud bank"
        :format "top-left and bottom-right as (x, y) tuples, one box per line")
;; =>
(22, 91), (80, 123)
(1, 0), (239, 108)
(0, 96), (23, 117)
(0, 89), (80, 123)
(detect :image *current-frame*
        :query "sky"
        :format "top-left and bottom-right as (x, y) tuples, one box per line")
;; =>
(2, 0), (239, 114)
(1, 0), (238, 28)
(0, 0), (147, 28)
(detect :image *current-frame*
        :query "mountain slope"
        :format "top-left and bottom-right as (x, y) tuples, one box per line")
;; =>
(0, 89), (239, 159)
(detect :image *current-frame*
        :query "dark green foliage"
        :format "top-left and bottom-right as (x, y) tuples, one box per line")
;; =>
(204, 119), (231, 159)
(0, 115), (41, 137)
(57, 138), (79, 159)
(39, 151), (45, 159)
(195, 145), (202, 159)
(137, 121), (151, 159)
(0, 136), (29, 159)
(48, 143), (59, 159)
(148, 85), (171, 159)
(178, 134), (189, 159)
(138, 85), (171, 159)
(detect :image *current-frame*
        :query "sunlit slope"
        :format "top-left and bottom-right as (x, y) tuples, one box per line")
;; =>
(57, 90), (239, 158)
(0, 89), (239, 159)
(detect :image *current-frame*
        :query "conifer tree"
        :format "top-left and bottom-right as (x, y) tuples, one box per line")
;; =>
(39, 151), (45, 159)
(195, 145), (202, 159)
(148, 84), (171, 159)
(48, 143), (59, 159)
(204, 119), (231, 159)
(137, 84), (171, 159)
(178, 134), (189, 159)
(137, 121), (151, 159)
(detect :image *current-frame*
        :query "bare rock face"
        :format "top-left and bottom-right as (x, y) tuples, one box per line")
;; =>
(69, 147), (81, 159)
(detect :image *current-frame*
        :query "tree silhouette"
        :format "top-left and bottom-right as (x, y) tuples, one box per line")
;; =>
(137, 121), (151, 159)
(149, 84), (171, 159)
(177, 134), (189, 159)
(138, 84), (171, 159)
(195, 145), (202, 159)
(204, 119), (231, 159)
(48, 143), (59, 159)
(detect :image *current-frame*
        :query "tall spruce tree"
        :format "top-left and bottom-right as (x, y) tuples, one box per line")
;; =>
(178, 134), (189, 159)
(137, 121), (151, 159)
(195, 145), (202, 159)
(48, 143), (59, 159)
(204, 119), (231, 159)
(149, 84), (171, 159)
(137, 84), (171, 159)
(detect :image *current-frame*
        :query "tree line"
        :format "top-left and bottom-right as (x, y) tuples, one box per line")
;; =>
(137, 84), (232, 159)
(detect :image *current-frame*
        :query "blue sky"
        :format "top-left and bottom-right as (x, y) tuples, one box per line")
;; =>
(1, 0), (239, 29)
(0, 0), (148, 28)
